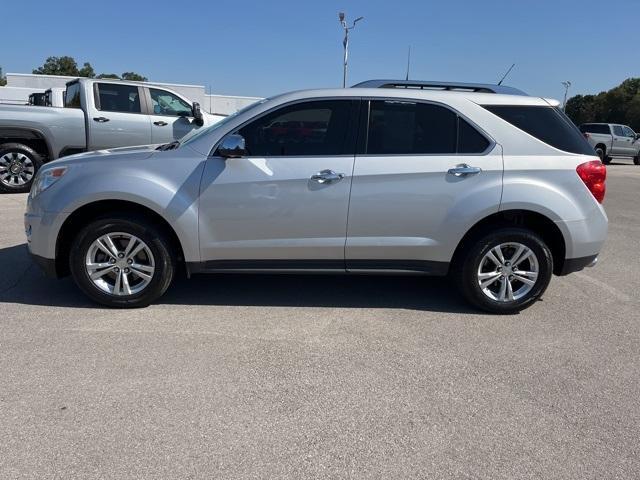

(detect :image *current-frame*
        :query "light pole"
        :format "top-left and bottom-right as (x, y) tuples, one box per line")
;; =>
(561, 81), (572, 111)
(338, 12), (364, 88)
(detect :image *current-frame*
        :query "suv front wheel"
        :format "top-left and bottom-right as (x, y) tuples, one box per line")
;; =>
(454, 228), (553, 314)
(69, 216), (175, 308)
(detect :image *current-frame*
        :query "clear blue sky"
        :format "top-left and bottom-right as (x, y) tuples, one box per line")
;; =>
(1, 0), (637, 99)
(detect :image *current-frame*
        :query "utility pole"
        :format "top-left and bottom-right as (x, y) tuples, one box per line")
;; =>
(561, 81), (572, 111)
(338, 12), (364, 88)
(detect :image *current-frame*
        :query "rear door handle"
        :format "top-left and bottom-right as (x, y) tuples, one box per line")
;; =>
(310, 169), (345, 184)
(93, 117), (110, 123)
(154, 121), (168, 126)
(447, 164), (482, 176)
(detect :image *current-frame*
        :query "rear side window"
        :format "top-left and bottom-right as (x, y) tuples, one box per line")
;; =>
(458, 117), (490, 153)
(96, 83), (142, 113)
(65, 83), (81, 108)
(580, 124), (610, 135)
(366, 101), (489, 155)
(484, 105), (594, 155)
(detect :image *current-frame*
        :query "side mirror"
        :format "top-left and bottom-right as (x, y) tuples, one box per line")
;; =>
(217, 134), (247, 158)
(192, 102), (204, 126)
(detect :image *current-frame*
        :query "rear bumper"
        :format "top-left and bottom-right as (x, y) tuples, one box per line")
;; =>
(558, 254), (598, 276)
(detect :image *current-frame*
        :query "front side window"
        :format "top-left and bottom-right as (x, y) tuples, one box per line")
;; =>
(613, 125), (625, 136)
(622, 126), (636, 137)
(237, 100), (353, 156)
(483, 105), (594, 155)
(96, 83), (141, 113)
(149, 88), (192, 117)
(65, 83), (81, 108)
(365, 101), (489, 155)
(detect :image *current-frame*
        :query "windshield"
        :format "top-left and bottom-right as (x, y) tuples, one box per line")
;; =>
(180, 99), (269, 147)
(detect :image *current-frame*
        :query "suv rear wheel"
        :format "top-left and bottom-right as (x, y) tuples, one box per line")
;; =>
(69, 216), (175, 308)
(0, 143), (43, 193)
(454, 227), (553, 314)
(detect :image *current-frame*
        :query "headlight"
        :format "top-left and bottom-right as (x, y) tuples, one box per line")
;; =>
(30, 166), (68, 198)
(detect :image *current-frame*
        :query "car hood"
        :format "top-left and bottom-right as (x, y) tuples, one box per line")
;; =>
(48, 144), (161, 166)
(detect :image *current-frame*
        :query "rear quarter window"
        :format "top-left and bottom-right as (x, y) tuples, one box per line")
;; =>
(483, 105), (594, 155)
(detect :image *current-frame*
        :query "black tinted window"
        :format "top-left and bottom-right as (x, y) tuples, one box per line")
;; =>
(580, 124), (610, 134)
(237, 100), (353, 156)
(65, 83), (81, 108)
(367, 101), (457, 154)
(458, 117), (490, 153)
(484, 105), (593, 155)
(96, 83), (141, 113)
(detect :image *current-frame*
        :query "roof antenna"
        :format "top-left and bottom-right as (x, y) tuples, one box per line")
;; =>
(405, 46), (411, 81)
(497, 63), (515, 85)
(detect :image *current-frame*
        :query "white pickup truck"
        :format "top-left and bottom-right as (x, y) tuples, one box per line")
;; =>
(0, 78), (224, 192)
(579, 123), (640, 165)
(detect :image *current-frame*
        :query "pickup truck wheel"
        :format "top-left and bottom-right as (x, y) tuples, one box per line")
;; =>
(69, 216), (175, 308)
(634, 156), (640, 165)
(0, 143), (43, 193)
(453, 227), (553, 314)
(594, 146), (605, 162)
(602, 155), (612, 165)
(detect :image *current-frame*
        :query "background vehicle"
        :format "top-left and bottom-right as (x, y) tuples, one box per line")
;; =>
(25, 81), (607, 314)
(579, 123), (640, 165)
(0, 78), (224, 192)
(44, 88), (66, 107)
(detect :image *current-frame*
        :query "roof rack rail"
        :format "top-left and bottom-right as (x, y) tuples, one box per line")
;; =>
(351, 79), (527, 96)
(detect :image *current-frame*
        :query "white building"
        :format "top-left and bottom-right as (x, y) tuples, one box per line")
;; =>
(0, 73), (262, 115)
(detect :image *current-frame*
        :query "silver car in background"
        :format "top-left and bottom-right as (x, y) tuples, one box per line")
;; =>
(24, 81), (608, 313)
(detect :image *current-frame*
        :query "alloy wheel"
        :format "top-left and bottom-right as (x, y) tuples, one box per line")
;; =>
(477, 242), (539, 302)
(0, 152), (35, 187)
(84, 232), (155, 296)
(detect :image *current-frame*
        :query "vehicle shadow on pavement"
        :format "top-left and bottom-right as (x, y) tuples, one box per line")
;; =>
(0, 243), (475, 313)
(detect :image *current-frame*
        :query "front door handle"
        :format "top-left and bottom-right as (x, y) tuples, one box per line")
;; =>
(310, 169), (345, 184)
(447, 164), (482, 177)
(93, 117), (110, 123)
(154, 121), (168, 126)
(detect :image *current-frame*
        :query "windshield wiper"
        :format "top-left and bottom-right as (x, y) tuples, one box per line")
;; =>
(156, 141), (180, 151)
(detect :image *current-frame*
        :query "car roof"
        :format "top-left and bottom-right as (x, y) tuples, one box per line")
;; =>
(267, 88), (556, 107)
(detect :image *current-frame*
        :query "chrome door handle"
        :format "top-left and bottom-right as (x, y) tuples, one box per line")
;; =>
(154, 121), (168, 126)
(93, 117), (110, 123)
(447, 164), (482, 176)
(310, 169), (345, 184)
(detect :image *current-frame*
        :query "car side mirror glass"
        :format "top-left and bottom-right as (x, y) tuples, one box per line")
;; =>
(217, 134), (247, 158)
(192, 102), (204, 126)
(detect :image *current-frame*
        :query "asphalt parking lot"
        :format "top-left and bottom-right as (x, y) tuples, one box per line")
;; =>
(1, 161), (639, 479)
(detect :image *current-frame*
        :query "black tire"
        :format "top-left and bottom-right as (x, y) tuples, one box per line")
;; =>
(634, 156), (640, 166)
(69, 215), (175, 308)
(0, 143), (43, 193)
(594, 146), (606, 162)
(602, 156), (612, 165)
(453, 227), (553, 314)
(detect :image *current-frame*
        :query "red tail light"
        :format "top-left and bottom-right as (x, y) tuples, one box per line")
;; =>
(576, 160), (606, 203)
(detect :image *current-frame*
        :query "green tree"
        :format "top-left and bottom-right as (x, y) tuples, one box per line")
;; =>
(0, 76), (6, 86)
(565, 78), (640, 131)
(121, 72), (147, 82)
(32, 56), (95, 78)
(96, 73), (120, 79)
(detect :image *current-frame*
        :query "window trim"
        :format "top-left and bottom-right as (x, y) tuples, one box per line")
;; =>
(356, 97), (496, 157)
(146, 87), (194, 118)
(93, 82), (147, 115)
(210, 97), (361, 158)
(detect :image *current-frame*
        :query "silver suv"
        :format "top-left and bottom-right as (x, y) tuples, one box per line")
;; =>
(24, 81), (608, 313)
